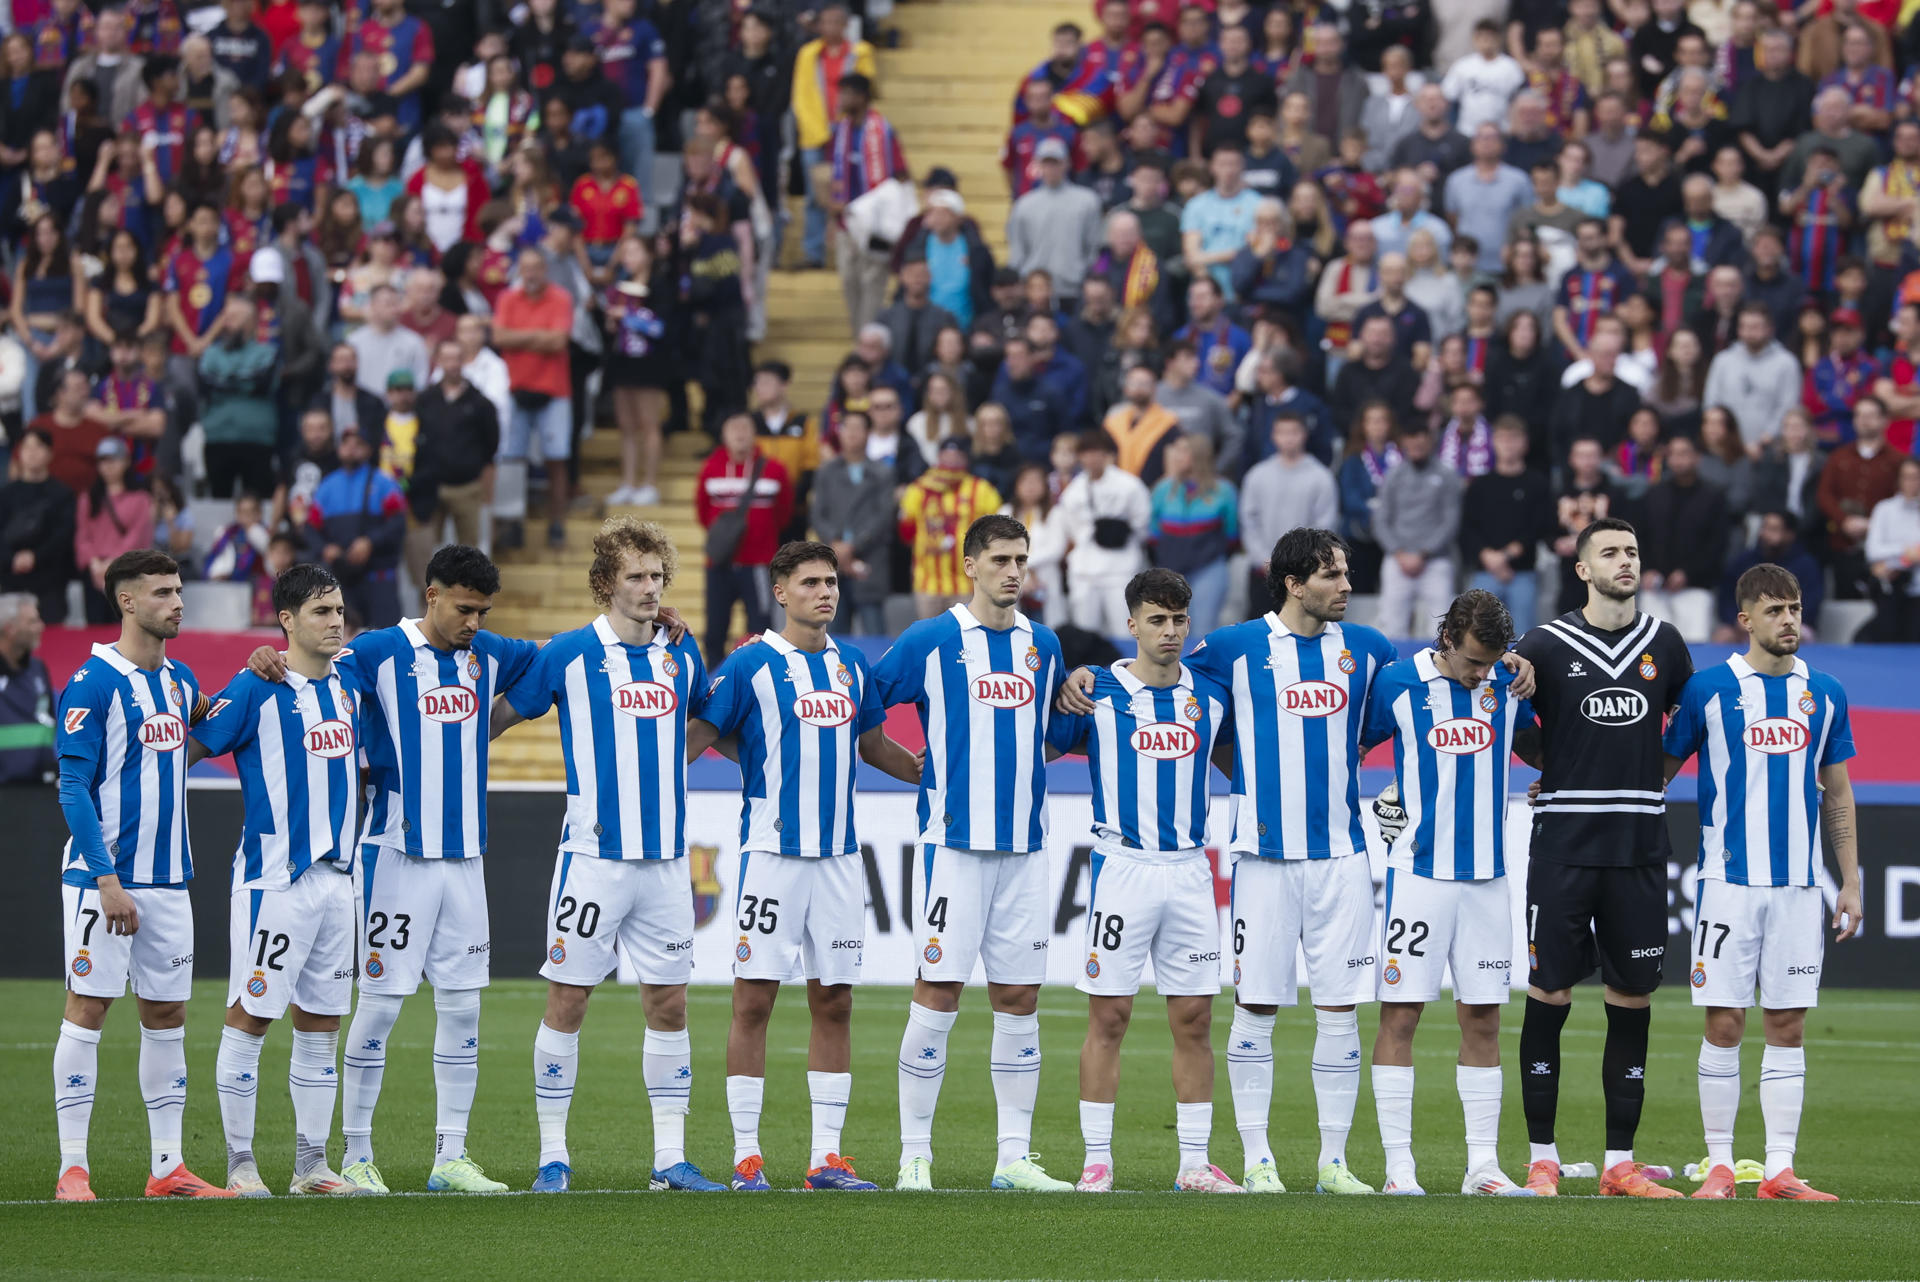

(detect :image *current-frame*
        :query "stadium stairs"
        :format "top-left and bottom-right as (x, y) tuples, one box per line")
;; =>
(492, 0), (1081, 780)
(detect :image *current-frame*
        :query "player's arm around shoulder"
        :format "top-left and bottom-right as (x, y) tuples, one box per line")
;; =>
(686, 645), (755, 761)
(491, 629), (566, 740)
(186, 670), (257, 763)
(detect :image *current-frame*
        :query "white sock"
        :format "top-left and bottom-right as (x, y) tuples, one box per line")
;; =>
(53, 1020), (100, 1174)
(1311, 1009), (1361, 1167)
(216, 1025), (265, 1174)
(139, 1024), (188, 1179)
(1457, 1064), (1503, 1173)
(808, 1070), (852, 1169)
(1530, 1141), (1560, 1165)
(1372, 1063), (1416, 1185)
(431, 988), (481, 1164)
(341, 992), (404, 1167)
(1604, 1148), (1634, 1171)
(533, 1022), (579, 1168)
(644, 1027), (693, 1170)
(288, 1029), (338, 1177)
(1079, 1099), (1115, 1168)
(897, 1002), (955, 1162)
(1698, 1039), (1741, 1171)
(1760, 1044), (1806, 1179)
(989, 1011), (1041, 1167)
(1175, 1100), (1212, 1172)
(726, 1075), (764, 1164)
(1227, 1008), (1275, 1167)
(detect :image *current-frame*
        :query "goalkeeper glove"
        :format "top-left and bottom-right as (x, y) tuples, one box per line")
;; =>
(1373, 782), (1408, 845)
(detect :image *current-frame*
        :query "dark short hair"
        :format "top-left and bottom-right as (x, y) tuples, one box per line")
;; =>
(104, 549), (180, 606)
(1736, 562), (1803, 612)
(838, 72), (873, 97)
(272, 563), (342, 623)
(964, 513), (1030, 560)
(1077, 428), (1119, 455)
(1737, 299), (1775, 326)
(1574, 515), (1637, 561)
(1125, 568), (1191, 615)
(426, 544), (501, 596)
(1267, 527), (1349, 609)
(770, 539), (838, 582)
(1437, 587), (1514, 654)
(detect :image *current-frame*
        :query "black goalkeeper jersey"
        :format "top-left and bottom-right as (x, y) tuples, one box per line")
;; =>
(1514, 610), (1693, 868)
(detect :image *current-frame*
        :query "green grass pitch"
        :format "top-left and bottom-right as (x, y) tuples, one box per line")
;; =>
(0, 980), (1915, 1281)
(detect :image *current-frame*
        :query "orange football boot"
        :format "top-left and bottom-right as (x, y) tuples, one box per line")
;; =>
(55, 1166), (96, 1202)
(1523, 1159), (1561, 1196)
(145, 1165), (238, 1198)
(1692, 1164), (1737, 1199)
(1601, 1160), (1683, 1198)
(1757, 1168), (1838, 1201)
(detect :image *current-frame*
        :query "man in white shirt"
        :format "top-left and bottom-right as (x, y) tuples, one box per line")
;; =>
(1058, 429), (1152, 634)
(1442, 19), (1526, 137)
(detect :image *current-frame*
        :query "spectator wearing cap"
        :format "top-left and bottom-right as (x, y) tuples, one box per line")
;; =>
(808, 410), (894, 635)
(792, 2), (878, 270)
(1705, 301), (1801, 452)
(1057, 427), (1151, 635)
(900, 435), (1004, 618)
(199, 295), (281, 498)
(819, 72), (908, 335)
(0, 591), (53, 784)
(1007, 134), (1103, 311)
(74, 435), (154, 623)
(408, 338), (500, 584)
(248, 245), (326, 418)
(347, 281), (430, 401)
(876, 255), (960, 380)
(308, 422), (407, 628)
(0, 431), (76, 625)
(896, 188), (994, 328)
(379, 367), (421, 485)
(1805, 308), (1880, 447)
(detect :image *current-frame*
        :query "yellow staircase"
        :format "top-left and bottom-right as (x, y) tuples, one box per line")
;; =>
(492, 0), (1084, 780)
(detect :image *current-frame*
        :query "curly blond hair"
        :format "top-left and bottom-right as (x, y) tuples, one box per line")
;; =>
(588, 517), (679, 607)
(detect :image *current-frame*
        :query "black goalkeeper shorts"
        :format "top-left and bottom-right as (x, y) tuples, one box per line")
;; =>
(1525, 861), (1668, 995)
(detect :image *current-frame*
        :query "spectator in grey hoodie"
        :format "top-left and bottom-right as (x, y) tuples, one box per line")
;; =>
(1703, 302), (1803, 453)
(1156, 343), (1242, 476)
(1240, 413), (1338, 615)
(1005, 138), (1104, 308)
(1374, 424), (1463, 637)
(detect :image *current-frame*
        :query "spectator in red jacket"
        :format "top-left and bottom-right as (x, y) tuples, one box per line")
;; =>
(696, 410), (794, 663)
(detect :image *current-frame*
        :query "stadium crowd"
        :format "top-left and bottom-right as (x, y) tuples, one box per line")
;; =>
(698, 0), (1920, 663)
(1, 0), (1919, 663)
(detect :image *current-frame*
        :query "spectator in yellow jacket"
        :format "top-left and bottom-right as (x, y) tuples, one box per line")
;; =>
(792, 2), (878, 269)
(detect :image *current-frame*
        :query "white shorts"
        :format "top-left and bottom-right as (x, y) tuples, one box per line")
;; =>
(1229, 854), (1377, 1007)
(226, 865), (357, 1019)
(541, 853), (695, 988)
(1690, 880), (1824, 1011)
(732, 852), (864, 986)
(356, 846), (491, 996)
(1378, 868), (1513, 1006)
(1077, 850), (1223, 998)
(62, 883), (196, 1003)
(916, 846), (1050, 987)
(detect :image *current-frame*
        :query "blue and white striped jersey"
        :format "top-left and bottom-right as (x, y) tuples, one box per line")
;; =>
(1362, 650), (1532, 881)
(190, 668), (364, 892)
(1051, 661), (1231, 855)
(873, 605), (1066, 854)
(338, 619), (540, 859)
(1663, 656), (1855, 888)
(503, 616), (706, 861)
(56, 643), (200, 887)
(1187, 613), (1397, 861)
(695, 631), (884, 858)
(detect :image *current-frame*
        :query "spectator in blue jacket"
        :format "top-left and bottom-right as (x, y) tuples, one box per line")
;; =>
(1228, 198), (1314, 318)
(991, 336), (1075, 461)
(1026, 311), (1089, 428)
(1715, 509), (1825, 639)
(306, 425), (407, 627)
(1243, 347), (1335, 469)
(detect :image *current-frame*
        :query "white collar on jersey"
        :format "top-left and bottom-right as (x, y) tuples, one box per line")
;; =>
(399, 617), (438, 652)
(1727, 654), (1810, 682)
(1412, 647), (1443, 684)
(761, 629), (840, 658)
(89, 641), (174, 678)
(950, 603), (1032, 635)
(1262, 611), (1338, 643)
(1111, 657), (1193, 697)
(591, 614), (669, 653)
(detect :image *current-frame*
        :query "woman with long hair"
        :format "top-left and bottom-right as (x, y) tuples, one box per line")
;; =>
(822, 354), (873, 449)
(1150, 433), (1239, 635)
(1002, 460), (1067, 621)
(388, 191), (438, 270)
(1494, 234), (1553, 331)
(11, 211), (81, 420)
(1647, 325), (1706, 440)
(1257, 4), (1298, 78)
(339, 224), (406, 328)
(502, 143), (557, 251)
(921, 323), (971, 406)
(1337, 400), (1400, 593)
(1698, 404), (1755, 517)
(348, 136), (405, 228)
(223, 164), (273, 259)
(175, 122), (226, 206)
(1611, 406), (1667, 499)
(409, 123), (492, 252)
(907, 370), (971, 460)
(75, 440), (155, 623)
(601, 233), (677, 507)
(217, 88), (266, 169)
(265, 111), (332, 211)
(84, 227), (160, 345)
(1286, 178), (1338, 263)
